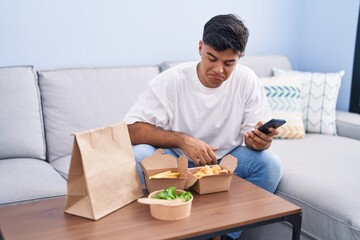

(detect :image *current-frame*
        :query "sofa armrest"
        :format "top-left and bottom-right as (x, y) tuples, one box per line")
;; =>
(336, 110), (360, 140)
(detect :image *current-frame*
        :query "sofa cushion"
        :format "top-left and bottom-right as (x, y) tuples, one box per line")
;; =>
(0, 66), (46, 160)
(336, 110), (360, 141)
(51, 155), (71, 179)
(260, 75), (305, 139)
(240, 55), (292, 78)
(0, 158), (67, 205)
(271, 134), (360, 240)
(273, 68), (344, 135)
(38, 66), (160, 164)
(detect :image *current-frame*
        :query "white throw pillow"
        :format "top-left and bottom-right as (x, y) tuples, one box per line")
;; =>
(260, 76), (305, 139)
(273, 68), (344, 135)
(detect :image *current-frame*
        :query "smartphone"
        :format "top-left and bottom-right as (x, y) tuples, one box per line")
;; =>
(257, 118), (286, 134)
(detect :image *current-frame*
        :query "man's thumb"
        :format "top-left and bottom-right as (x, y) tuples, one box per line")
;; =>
(211, 146), (219, 151)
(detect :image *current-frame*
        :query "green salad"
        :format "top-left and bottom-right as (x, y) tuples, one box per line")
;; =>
(152, 187), (192, 202)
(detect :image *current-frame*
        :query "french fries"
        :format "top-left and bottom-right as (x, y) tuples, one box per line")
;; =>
(148, 165), (229, 179)
(194, 164), (229, 179)
(149, 170), (180, 179)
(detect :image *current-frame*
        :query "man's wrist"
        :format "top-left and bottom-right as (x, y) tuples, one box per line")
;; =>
(172, 132), (186, 149)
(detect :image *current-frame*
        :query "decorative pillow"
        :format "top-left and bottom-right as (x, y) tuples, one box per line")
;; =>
(273, 68), (344, 135)
(260, 76), (305, 139)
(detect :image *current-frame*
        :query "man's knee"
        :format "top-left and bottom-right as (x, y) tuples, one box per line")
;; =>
(231, 146), (282, 176)
(231, 146), (283, 193)
(133, 144), (157, 161)
(132, 144), (157, 184)
(258, 150), (283, 191)
(263, 150), (282, 172)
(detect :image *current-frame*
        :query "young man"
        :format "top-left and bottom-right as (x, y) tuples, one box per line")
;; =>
(124, 14), (282, 237)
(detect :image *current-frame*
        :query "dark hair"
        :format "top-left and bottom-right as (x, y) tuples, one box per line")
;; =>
(202, 14), (249, 55)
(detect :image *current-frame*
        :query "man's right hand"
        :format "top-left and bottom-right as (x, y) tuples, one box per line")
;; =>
(127, 122), (218, 166)
(178, 134), (219, 166)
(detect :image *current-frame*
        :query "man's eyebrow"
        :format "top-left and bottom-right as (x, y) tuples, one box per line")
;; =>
(206, 52), (237, 63)
(207, 52), (217, 59)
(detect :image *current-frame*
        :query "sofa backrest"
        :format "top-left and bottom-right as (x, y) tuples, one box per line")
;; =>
(0, 66), (46, 160)
(239, 55), (292, 77)
(2, 55), (291, 163)
(38, 65), (160, 162)
(160, 55), (292, 77)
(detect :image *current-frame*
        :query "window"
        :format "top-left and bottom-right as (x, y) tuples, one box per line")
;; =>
(350, 8), (360, 113)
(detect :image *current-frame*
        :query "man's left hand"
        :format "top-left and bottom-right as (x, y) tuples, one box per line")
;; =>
(244, 121), (279, 151)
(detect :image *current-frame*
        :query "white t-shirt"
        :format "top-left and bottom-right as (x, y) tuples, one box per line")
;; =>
(123, 62), (271, 159)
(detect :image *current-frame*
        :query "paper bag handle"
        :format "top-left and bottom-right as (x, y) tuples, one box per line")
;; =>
(111, 124), (124, 147)
(88, 123), (127, 148)
(90, 131), (96, 148)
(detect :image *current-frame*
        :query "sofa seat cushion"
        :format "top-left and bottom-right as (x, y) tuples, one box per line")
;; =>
(272, 134), (360, 240)
(38, 66), (160, 164)
(51, 155), (71, 179)
(0, 66), (46, 160)
(0, 159), (67, 205)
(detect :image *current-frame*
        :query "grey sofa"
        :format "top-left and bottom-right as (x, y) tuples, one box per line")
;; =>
(1, 56), (359, 240)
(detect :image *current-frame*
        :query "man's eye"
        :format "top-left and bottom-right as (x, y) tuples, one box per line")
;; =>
(208, 58), (216, 62)
(224, 62), (234, 67)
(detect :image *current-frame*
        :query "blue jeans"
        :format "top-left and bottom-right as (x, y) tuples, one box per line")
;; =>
(132, 144), (283, 239)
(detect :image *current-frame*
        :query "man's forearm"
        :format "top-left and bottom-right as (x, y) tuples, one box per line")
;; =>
(128, 122), (219, 165)
(127, 122), (184, 148)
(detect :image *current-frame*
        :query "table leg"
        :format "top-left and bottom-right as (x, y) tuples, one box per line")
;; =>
(185, 212), (303, 240)
(284, 213), (302, 240)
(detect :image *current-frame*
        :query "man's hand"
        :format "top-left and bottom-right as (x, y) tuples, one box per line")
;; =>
(127, 122), (218, 166)
(244, 121), (279, 151)
(178, 134), (219, 166)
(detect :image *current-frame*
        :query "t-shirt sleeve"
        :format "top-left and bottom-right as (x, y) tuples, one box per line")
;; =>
(240, 72), (271, 134)
(123, 75), (173, 130)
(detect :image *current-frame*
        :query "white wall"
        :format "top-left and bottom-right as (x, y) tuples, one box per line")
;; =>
(0, 0), (298, 68)
(0, 0), (359, 111)
(298, 0), (359, 111)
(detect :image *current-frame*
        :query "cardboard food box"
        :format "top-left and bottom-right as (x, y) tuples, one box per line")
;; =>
(140, 149), (190, 193)
(186, 154), (237, 194)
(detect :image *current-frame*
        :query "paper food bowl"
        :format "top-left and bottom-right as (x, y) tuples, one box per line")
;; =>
(147, 189), (193, 221)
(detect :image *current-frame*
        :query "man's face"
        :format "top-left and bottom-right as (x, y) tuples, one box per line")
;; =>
(197, 41), (241, 88)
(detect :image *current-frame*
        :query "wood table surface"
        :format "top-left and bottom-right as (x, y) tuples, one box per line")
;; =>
(0, 176), (301, 240)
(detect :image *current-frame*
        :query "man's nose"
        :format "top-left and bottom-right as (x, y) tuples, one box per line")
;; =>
(213, 62), (224, 73)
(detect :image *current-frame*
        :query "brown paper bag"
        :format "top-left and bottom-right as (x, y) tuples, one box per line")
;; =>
(64, 122), (143, 220)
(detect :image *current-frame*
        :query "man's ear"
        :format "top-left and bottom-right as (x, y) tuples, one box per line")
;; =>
(198, 40), (203, 56)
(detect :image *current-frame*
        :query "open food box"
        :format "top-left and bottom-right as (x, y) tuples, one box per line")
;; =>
(139, 149), (191, 193)
(140, 149), (237, 194)
(187, 154), (237, 194)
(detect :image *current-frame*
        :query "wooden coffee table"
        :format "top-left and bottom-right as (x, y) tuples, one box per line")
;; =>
(0, 176), (301, 240)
